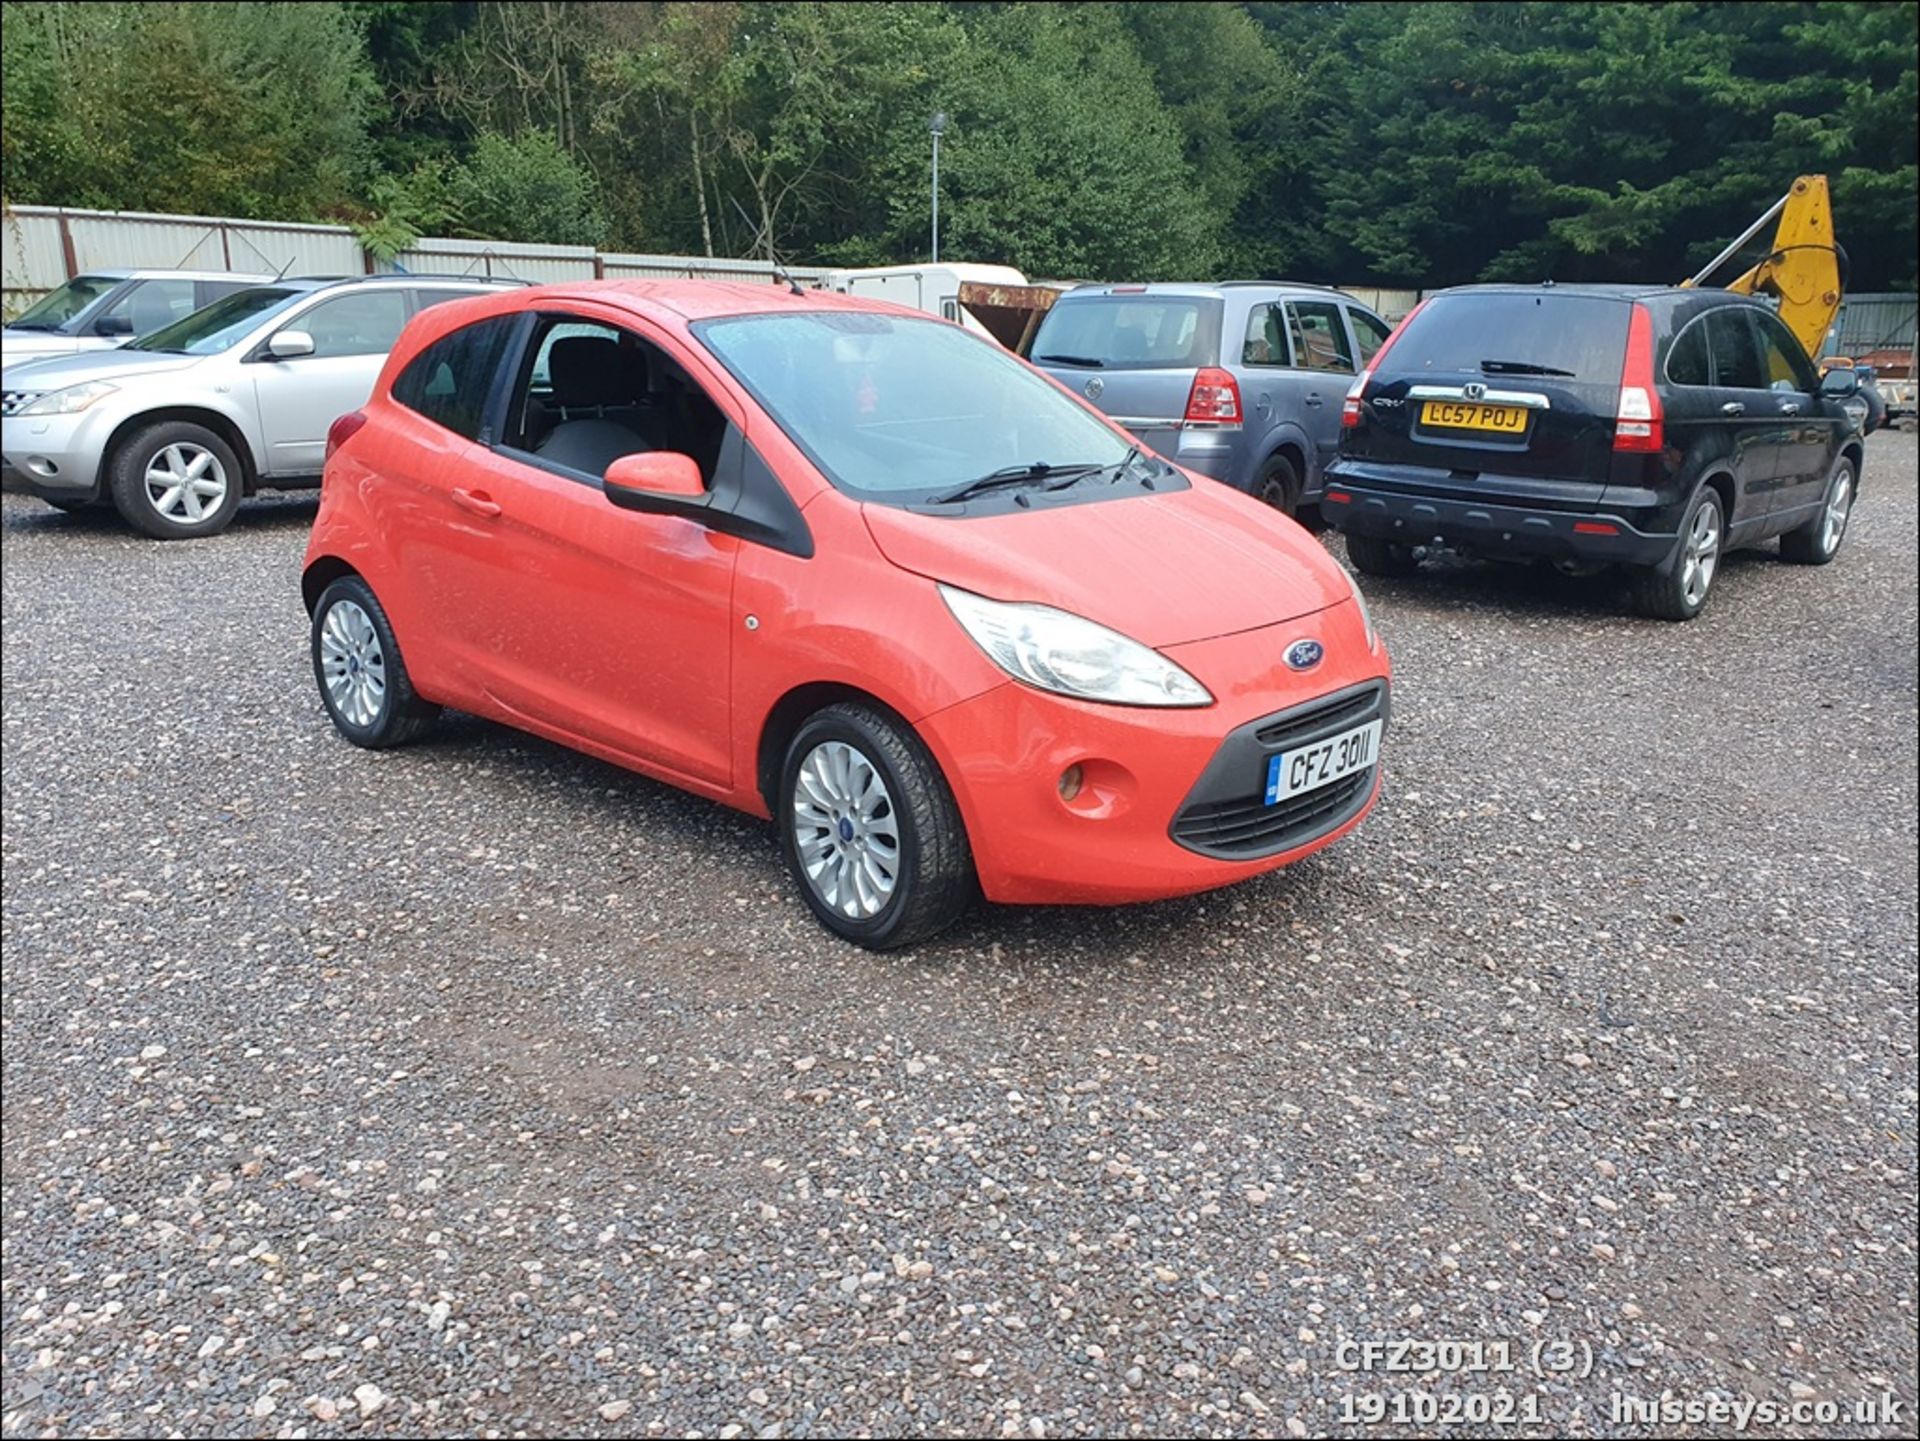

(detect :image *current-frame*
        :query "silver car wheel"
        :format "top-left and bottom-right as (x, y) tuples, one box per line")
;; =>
(792, 740), (901, 919)
(318, 600), (388, 729)
(144, 442), (228, 524)
(1680, 501), (1720, 608)
(1820, 468), (1853, 555)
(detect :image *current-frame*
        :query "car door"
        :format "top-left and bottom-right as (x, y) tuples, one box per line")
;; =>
(1745, 307), (1839, 528)
(433, 307), (740, 787)
(1280, 298), (1356, 484)
(1701, 305), (1792, 529)
(251, 289), (412, 475)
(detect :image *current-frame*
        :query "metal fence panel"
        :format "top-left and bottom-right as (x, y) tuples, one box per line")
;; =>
(1, 209), (68, 297)
(390, 238), (599, 283)
(1831, 292), (1919, 355)
(222, 223), (365, 279)
(602, 252), (828, 285)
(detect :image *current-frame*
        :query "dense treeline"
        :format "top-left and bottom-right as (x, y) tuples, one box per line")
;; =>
(3, 1), (1914, 287)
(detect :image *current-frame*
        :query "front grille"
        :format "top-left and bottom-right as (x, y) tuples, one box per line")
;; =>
(1172, 770), (1373, 856)
(1170, 680), (1388, 860)
(1, 390), (43, 418)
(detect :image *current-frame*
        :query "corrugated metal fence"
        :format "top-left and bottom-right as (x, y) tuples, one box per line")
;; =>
(1, 204), (827, 316)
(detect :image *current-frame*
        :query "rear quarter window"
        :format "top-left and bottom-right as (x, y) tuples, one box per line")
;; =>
(1032, 296), (1222, 370)
(391, 316), (519, 441)
(1386, 294), (1631, 380)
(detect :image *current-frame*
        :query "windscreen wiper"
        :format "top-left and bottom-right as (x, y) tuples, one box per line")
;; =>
(930, 460), (1109, 506)
(1479, 358), (1574, 377)
(1034, 353), (1106, 368)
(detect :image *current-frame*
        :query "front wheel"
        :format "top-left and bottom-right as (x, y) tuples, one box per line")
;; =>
(779, 703), (974, 949)
(107, 421), (245, 539)
(1778, 458), (1855, 565)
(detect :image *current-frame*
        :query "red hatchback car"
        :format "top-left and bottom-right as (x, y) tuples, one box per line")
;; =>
(302, 282), (1391, 947)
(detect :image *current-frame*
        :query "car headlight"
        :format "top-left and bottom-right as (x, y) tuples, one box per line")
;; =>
(938, 584), (1213, 707)
(19, 380), (118, 416)
(1339, 561), (1380, 653)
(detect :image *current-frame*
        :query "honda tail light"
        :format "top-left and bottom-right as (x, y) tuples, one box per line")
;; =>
(1184, 367), (1242, 425)
(1614, 304), (1664, 452)
(325, 410), (368, 463)
(1343, 299), (1427, 428)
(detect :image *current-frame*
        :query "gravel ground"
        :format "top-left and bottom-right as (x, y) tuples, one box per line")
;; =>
(3, 432), (1915, 1440)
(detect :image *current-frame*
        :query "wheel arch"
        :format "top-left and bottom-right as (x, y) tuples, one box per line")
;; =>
(301, 554), (363, 615)
(755, 681), (923, 816)
(1839, 438), (1864, 485)
(98, 407), (260, 493)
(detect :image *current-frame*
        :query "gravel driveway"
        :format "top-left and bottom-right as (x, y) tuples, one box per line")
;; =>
(4, 432), (1915, 1439)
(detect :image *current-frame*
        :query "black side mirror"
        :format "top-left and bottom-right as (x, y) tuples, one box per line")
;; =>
(1819, 368), (1860, 397)
(93, 314), (134, 337)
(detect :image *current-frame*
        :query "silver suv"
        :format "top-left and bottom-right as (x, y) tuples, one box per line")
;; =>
(2, 274), (518, 537)
(2, 268), (273, 368)
(1030, 281), (1395, 515)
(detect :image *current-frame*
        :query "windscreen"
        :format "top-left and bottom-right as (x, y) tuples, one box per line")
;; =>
(1031, 295), (1221, 370)
(1388, 293), (1631, 379)
(695, 311), (1129, 500)
(10, 275), (120, 331)
(127, 286), (301, 356)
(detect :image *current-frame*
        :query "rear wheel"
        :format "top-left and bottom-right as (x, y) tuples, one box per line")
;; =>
(107, 421), (244, 539)
(1252, 453), (1301, 516)
(310, 576), (441, 748)
(1629, 486), (1722, 621)
(779, 703), (973, 950)
(1345, 532), (1421, 579)
(1779, 457), (1854, 566)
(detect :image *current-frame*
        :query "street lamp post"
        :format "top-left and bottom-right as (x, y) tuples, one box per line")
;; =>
(930, 111), (948, 264)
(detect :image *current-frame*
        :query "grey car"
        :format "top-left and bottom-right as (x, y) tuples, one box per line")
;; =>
(1030, 281), (1395, 514)
(2, 268), (273, 368)
(2, 273), (518, 538)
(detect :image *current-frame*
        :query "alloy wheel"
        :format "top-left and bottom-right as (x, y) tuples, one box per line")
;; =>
(791, 740), (901, 919)
(1680, 502), (1720, 608)
(144, 442), (229, 524)
(1821, 469), (1853, 556)
(318, 599), (388, 728)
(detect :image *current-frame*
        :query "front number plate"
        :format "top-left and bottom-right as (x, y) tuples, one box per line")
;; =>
(1264, 719), (1382, 805)
(1420, 400), (1528, 434)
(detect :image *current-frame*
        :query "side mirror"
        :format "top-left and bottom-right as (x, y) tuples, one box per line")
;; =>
(604, 451), (706, 509)
(93, 314), (134, 337)
(1819, 368), (1860, 397)
(268, 330), (316, 359)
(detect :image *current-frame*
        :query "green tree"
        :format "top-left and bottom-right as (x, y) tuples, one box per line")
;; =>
(445, 129), (605, 246)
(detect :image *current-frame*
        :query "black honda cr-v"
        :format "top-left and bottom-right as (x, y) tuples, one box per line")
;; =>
(1323, 284), (1867, 620)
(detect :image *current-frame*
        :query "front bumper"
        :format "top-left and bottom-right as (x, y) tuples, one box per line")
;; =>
(1, 409), (109, 498)
(916, 602), (1390, 904)
(1321, 470), (1676, 565)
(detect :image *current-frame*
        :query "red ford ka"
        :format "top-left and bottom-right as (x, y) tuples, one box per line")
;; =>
(303, 282), (1391, 948)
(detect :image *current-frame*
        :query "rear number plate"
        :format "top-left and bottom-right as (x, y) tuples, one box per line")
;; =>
(1421, 400), (1527, 434)
(1265, 720), (1382, 805)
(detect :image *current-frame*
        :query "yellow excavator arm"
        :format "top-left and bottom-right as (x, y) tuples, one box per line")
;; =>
(1680, 175), (1844, 361)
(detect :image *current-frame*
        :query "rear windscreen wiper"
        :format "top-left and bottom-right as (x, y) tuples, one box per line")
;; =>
(1479, 358), (1575, 377)
(1034, 353), (1106, 368)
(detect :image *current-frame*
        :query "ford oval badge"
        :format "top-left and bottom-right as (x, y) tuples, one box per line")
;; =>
(1285, 639), (1324, 671)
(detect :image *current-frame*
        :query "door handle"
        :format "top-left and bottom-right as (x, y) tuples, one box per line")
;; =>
(450, 487), (502, 519)
(1304, 393), (1324, 407)
(1778, 401), (1801, 416)
(1720, 401), (1746, 416)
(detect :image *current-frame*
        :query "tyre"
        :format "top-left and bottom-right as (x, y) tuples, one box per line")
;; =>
(1629, 485), (1723, 621)
(778, 702), (974, 950)
(1252, 453), (1301, 516)
(107, 421), (244, 539)
(1344, 532), (1421, 579)
(1778, 456), (1855, 566)
(310, 576), (441, 748)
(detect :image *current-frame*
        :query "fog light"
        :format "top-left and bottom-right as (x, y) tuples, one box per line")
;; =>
(1058, 764), (1084, 802)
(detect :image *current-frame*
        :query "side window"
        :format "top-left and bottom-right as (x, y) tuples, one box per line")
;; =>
(940, 299), (959, 322)
(412, 287), (501, 317)
(391, 316), (519, 441)
(1665, 317), (1712, 387)
(294, 291), (411, 359)
(503, 312), (728, 486)
(104, 278), (197, 335)
(1285, 301), (1355, 373)
(1706, 308), (1767, 390)
(1349, 308), (1394, 366)
(1749, 310), (1816, 393)
(1241, 304), (1288, 366)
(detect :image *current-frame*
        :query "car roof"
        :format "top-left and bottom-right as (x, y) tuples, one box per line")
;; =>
(75, 268), (276, 282)
(1431, 282), (1760, 306)
(1058, 280), (1363, 302)
(518, 278), (923, 322)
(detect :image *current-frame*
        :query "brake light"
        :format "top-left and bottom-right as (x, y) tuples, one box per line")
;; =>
(1184, 367), (1242, 425)
(325, 410), (367, 462)
(1342, 298), (1428, 427)
(1614, 304), (1664, 452)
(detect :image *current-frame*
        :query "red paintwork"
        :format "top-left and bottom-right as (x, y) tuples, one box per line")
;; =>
(306, 281), (1393, 906)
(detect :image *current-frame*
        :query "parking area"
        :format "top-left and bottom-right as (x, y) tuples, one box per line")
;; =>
(2, 431), (1915, 1435)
